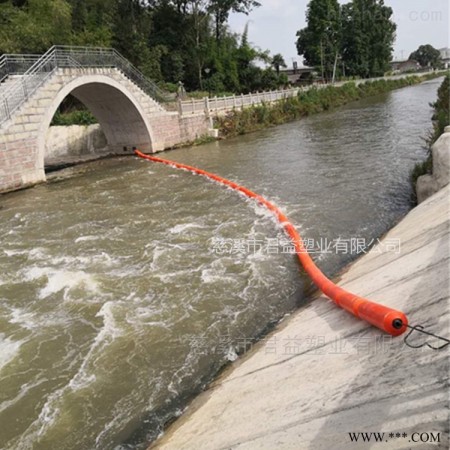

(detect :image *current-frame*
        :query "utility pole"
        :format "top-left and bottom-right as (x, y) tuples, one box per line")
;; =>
(320, 41), (325, 82)
(332, 52), (339, 84)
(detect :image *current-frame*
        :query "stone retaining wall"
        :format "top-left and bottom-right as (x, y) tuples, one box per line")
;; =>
(45, 124), (107, 159)
(416, 125), (450, 203)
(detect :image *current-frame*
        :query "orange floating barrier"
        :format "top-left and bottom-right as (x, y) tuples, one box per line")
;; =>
(135, 150), (408, 336)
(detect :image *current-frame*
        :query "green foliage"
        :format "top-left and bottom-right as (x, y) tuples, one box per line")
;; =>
(410, 75), (447, 186)
(0, 0), (72, 54)
(208, 0), (260, 42)
(271, 53), (287, 75)
(51, 109), (97, 126)
(341, 0), (396, 78)
(297, 0), (396, 80)
(411, 157), (432, 186)
(429, 74), (449, 145)
(0, 0), (288, 95)
(296, 0), (342, 81)
(216, 74), (441, 138)
(409, 45), (443, 69)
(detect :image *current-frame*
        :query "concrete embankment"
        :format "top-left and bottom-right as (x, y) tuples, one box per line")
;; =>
(45, 124), (107, 159)
(152, 182), (450, 449)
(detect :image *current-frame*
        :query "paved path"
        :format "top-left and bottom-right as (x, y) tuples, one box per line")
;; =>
(153, 184), (450, 450)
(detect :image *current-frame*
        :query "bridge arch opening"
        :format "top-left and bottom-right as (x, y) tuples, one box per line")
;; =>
(38, 76), (154, 171)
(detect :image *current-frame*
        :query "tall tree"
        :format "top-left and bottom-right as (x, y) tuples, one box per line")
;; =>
(296, 0), (341, 81)
(271, 53), (287, 75)
(208, 0), (260, 43)
(0, 0), (286, 93)
(409, 44), (442, 69)
(0, 0), (72, 53)
(342, 0), (396, 77)
(70, 0), (87, 32)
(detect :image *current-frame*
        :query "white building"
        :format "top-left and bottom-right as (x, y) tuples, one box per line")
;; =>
(439, 48), (450, 68)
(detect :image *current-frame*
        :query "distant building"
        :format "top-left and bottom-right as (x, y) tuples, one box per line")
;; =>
(279, 66), (315, 84)
(391, 59), (420, 73)
(439, 48), (450, 68)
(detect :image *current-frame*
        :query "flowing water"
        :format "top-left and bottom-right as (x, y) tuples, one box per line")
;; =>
(0, 78), (442, 449)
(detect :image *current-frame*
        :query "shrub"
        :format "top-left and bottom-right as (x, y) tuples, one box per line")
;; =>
(215, 73), (445, 138)
(51, 110), (97, 126)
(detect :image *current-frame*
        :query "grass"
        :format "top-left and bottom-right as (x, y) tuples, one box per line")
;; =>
(215, 73), (445, 138)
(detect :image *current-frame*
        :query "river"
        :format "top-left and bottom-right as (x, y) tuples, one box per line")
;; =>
(0, 78), (442, 449)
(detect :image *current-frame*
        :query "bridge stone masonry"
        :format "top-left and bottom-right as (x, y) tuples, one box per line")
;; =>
(0, 46), (211, 193)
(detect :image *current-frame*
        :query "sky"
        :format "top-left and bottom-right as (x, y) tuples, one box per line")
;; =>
(228, 0), (450, 67)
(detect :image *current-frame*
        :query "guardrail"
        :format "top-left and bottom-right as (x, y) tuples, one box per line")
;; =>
(179, 70), (444, 116)
(0, 46), (172, 126)
(0, 54), (41, 83)
(179, 88), (303, 115)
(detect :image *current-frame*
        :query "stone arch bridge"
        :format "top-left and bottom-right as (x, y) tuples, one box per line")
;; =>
(0, 46), (211, 193)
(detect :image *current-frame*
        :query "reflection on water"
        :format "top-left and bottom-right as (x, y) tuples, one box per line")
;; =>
(0, 78), (440, 449)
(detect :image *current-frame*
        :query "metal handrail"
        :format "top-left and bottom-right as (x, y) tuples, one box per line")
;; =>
(0, 46), (171, 126)
(0, 54), (41, 83)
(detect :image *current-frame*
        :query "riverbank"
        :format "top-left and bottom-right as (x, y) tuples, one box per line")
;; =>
(152, 180), (450, 449)
(34, 73), (444, 180)
(0, 77), (444, 449)
(214, 73), (446, 138)
(0, 72), (441, 197)
(413, 75), (449, 194)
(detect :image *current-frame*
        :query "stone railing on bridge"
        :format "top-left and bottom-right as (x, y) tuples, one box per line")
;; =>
(179, 88), (302, 116)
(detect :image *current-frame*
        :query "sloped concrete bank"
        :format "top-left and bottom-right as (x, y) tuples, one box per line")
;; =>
(152, 181), (450, 449)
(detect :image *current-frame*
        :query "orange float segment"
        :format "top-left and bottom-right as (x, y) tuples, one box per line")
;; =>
(135, 150), (408, 337)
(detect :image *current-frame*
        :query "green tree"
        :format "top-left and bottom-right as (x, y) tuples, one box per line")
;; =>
(340, 2), (368, 77)
(235, 24), (268, 92)
(429, 75), (449, 143)
(0, 2), (22, 53)
(208, 0), (260, 42)
(70, 0), (87, 32)
(112, 0), (164, 79)
(67, 0), (115, 46)
(0, 0), (284, 94)
(0, 0), (72, 53)
(409, 44), (442, 69)
(271, 53), (287, 75)
(296, 0), (341, 81)
(341, 0), (396, 78)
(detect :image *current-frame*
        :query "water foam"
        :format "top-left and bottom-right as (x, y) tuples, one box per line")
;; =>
(68, 301), (123, 391)
(8, 307), (38, 331)
(23, 267), (99, 299)
(169, 223), (204, 234)
(7, 306), (70, 331)
(0, 333), (23, 372)
(74, 235), (100, 243)
(200, 259), (237, 284)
